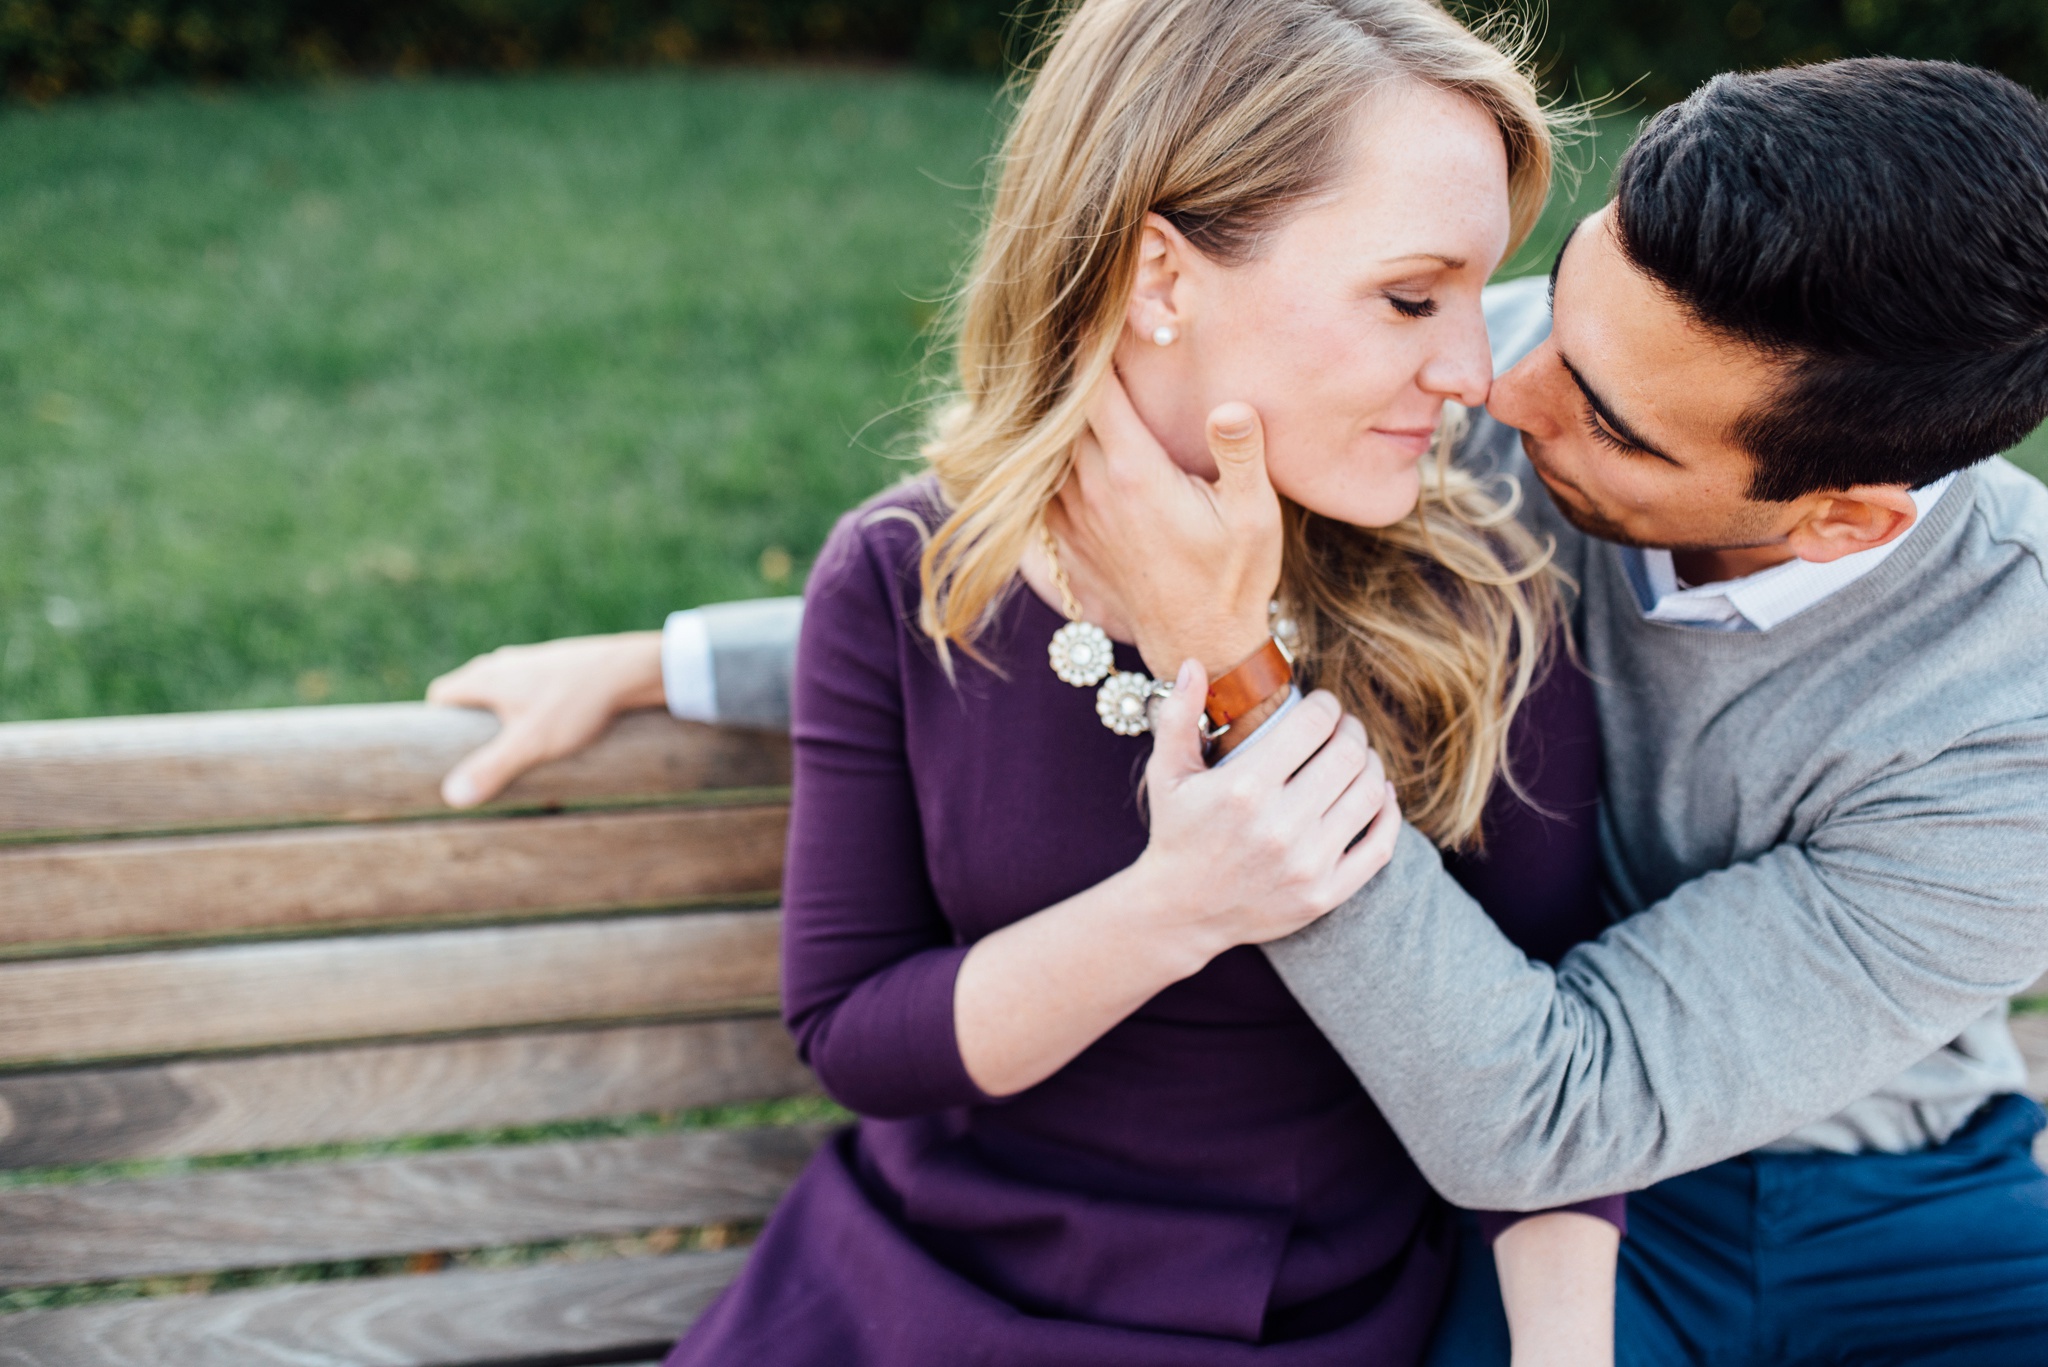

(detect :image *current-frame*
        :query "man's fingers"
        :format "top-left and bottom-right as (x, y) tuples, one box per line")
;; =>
(1086, 369), (1177, 487)
(424, 662), (485, 707)
(1056, 432), (1108, 533)
(1205, 402), (1271, 506)
(440, 726), (546, 809)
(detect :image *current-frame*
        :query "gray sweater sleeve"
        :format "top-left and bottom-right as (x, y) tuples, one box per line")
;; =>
(664, 598), (804, 730)
(1262, 717), (2048, 1209)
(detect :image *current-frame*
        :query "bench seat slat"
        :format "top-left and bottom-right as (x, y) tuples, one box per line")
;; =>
(0, 706), (790, 840)
(0, 911), (780, 1068)
(0, 805), (787, 951)
(0, 1250), (744, 1367)
(0, 1126), (823, 1286)
(0, 1017), (815, 1169)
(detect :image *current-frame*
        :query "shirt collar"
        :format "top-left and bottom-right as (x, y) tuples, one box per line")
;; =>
(1631, 473), (1956, 632)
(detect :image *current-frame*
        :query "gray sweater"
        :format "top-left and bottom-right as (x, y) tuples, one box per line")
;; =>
(682, 279), (2048, 1208)
(1266, 279), (2048, 1206)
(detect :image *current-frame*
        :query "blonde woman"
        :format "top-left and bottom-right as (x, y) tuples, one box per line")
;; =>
(432, 1), (1623, 1361)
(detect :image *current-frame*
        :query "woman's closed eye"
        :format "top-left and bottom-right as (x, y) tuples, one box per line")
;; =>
(1385, 292), (1439, 319)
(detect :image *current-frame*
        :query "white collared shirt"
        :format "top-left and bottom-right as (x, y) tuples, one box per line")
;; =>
(661, 607), (718, 721)
(1626, 474), (1955, 632)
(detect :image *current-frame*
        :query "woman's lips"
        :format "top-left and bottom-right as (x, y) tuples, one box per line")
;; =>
(1371, 427), (1438, 457)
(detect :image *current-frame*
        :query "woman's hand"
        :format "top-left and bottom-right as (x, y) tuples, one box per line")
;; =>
(953, 662), (1400, 1097)
(1052, 372), (1283, 679)
(1131, 663), (1399, 973)
(426, 632), (666, 808)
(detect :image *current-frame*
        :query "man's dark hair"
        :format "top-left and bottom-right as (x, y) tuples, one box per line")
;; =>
(1612, 58), (2048, 501)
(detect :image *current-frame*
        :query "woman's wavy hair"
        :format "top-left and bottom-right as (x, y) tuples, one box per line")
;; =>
(914, 0), (1567, 849)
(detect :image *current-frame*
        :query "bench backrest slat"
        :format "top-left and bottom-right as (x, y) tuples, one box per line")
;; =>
(0, 705), (789, 840)
(1, 1126), (825, 1288)
(0, 804), (787, 952)
(0, 1016), (811, 1168)
(0, 1252), (741, 1367)
(0, 910), (782, 1068)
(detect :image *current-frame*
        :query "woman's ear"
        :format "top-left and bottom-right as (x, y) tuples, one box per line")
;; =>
(1127, 213), (1195, 347)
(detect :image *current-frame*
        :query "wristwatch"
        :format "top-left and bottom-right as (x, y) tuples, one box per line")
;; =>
(1202, 638), (1294, 759)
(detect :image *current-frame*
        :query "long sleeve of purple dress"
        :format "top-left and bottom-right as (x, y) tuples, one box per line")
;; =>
(775, 514), (989, 1118)
(671, 482), (1623, 1367)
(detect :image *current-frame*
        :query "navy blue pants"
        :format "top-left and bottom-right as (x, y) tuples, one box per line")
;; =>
(1424, 1094), (2048, 1366)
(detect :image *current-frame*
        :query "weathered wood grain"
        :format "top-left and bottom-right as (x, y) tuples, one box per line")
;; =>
(0, 705), (790, 840)
(0, 1125), (823, 1285)
(0, 804), (787, 951)
(0, 1249), (745, 1366)
(0, 911), (780, 1067)
(0, 1016), (815, 1168)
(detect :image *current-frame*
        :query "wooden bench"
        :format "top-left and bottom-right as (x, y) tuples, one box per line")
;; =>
(2, 701), (2045, 1365)
(0, 703), (822, 1367)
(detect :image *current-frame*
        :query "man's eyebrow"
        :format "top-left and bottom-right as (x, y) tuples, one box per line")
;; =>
(1558, 353), (1681, 466)
(1547, 218), (1583, 306)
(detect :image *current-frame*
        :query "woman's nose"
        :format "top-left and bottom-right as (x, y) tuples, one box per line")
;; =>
(1417, 322), (1493, 409)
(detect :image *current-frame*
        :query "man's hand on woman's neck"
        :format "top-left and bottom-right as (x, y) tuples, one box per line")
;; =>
(1051, 374), (1283, 680)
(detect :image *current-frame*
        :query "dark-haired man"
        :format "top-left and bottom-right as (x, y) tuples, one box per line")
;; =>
(433, 56), (2048, 1364)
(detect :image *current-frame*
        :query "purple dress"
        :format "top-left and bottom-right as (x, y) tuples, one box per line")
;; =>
(667, 481), (1616, 1366)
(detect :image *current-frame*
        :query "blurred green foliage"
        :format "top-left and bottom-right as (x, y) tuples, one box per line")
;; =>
(0, 71), (996, 719)
(0, 0), (1057, 103)
(1526, 0), (2048, 104)
(5, 2), (2045, 106)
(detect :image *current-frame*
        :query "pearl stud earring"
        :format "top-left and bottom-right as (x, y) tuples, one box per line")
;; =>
(1152, 324), (1177, 346)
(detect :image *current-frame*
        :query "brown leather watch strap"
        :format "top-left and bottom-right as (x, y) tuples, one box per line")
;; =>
(1205, 637), (1293, 729)
(1206, 687), (1290, 761)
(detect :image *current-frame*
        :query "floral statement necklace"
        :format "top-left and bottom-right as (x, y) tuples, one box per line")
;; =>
(1040, 525), (1170, 736)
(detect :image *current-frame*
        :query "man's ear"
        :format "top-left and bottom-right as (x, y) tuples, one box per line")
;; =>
(1783, 485), (1920, 564)
(1126, 213), (1195, 343)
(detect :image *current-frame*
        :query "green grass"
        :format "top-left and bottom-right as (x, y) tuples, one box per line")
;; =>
(0, 70), (1000, 721)
(0, 81), (2041, 723)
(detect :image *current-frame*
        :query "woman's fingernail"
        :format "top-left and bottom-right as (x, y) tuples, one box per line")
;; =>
(443, 774), (476, 808)
(1176, 659), (1196, 692)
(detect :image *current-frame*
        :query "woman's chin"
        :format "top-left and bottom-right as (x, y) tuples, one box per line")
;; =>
(1288, 467), (1424, 530)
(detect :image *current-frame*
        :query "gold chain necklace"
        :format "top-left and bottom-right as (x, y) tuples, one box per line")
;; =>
(1040, 525), (1167, 736)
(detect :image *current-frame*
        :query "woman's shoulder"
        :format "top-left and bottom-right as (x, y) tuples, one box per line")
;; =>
(807, 474), (948, 626)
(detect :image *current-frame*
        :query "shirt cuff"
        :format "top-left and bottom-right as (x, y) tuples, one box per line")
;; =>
(661, 609), (718, 722)
(1473, 1195), (1627, 1245)
(1211, 685), (1303, 768)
